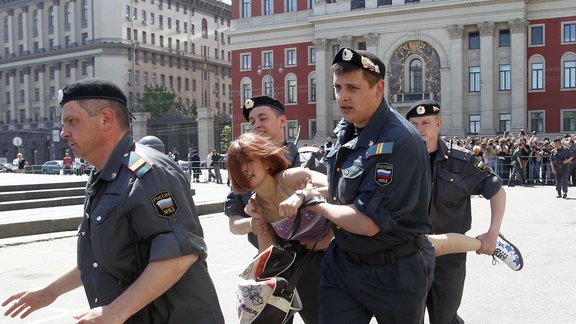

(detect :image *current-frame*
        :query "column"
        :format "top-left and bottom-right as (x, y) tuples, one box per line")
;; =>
(509, 18), (528, 133)
(313, 38), (329, 139)
(338, 36), (352, 49)
(70, 60), (77, 79)
(68, 0), (76, 44)
(445, 25), (465, 135)
(7, 10), (14, 55)
(479, 21), (495, 134)
(38, 66), (47, 122)
(8, 71), (16, 128)
(23, 67), (31, 123)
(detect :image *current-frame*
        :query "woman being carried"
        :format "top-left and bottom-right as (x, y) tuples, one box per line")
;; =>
(227, 134), (523, 323)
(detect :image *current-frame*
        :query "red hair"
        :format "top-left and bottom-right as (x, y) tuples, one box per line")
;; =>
(227, 133), (289, 193)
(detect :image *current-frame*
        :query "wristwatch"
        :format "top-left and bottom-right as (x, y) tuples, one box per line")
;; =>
(294, 189), (306, 201)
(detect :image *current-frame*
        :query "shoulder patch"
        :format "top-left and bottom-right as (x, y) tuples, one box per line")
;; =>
(447, 148), (473, 162)
(365, 142), (393, 158)
(123, 151), (152, 178)
(151, 191), (179, 218)
(375, 162), (393, 186)
(473, 156), (488, 172)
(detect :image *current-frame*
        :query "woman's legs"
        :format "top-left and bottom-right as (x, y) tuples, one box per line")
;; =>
(427, 233), (481, 257)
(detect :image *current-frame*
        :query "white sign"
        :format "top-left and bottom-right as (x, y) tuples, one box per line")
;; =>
(52, 129), (61, 142)
(12, 136), (22, 147)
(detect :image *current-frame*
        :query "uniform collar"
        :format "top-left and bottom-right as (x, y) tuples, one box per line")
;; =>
(98, 133), (135, 182)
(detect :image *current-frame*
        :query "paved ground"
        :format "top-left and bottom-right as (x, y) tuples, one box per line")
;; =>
(0, 175), (575, 323)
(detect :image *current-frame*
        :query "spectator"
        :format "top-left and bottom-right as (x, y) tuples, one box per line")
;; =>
(63, 152), (74, 175)
(189, 150), (201, 183)
(206, 149), (216, 182)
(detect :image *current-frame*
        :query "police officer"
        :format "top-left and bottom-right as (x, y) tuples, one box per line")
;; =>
(1, 79), (224, 323)
(305, 48), (434, 323)
(550, 138), (573, 198)
(406, 99), (506, 324)
(225, 95), (300, 249)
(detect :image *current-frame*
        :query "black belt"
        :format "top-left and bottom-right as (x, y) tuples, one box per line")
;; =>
(345, 236), (425, 266)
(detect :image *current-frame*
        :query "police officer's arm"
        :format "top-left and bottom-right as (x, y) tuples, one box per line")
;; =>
(475, 187), (506, 255)
(73, 254), (198, 323)
(307, 203), (379, 236)
(245, 197), (277, 253)
(2, 267), (82, 319)
(225, 191), (252, 235)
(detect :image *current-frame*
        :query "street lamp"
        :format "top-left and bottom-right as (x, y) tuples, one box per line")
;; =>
(257, 64), (283, 98)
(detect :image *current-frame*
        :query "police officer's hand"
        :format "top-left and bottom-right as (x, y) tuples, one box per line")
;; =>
(2, 288), (57, 319)
(475, 232), (499, 255)
(250, 218), (269, 236)
(73, 306), (123, 324)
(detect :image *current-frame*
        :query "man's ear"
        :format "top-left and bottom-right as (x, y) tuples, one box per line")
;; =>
(279, 114), (287, 128)
(100, 108), (116, 129)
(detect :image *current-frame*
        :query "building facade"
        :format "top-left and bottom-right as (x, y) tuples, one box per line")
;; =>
(0, 0), (231, 164)
(229, 0), (575, 144)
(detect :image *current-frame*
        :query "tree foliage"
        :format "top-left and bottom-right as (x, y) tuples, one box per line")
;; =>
(140, 85), (179, 118)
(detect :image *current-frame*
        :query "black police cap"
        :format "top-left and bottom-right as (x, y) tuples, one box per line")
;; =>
(242, 95), (285, 121)
(58, 78), (134, 119)
(405, 99), (441, 120)
(332, 48), (386, 80)
(554, 137), (562, 143)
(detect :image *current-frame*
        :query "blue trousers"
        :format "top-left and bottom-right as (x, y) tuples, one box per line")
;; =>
(319, 240), (435, 324)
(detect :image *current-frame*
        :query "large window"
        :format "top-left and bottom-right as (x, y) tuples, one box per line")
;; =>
(531, 62), (544, 90)
(309, 76), (316, 102)
(530, 111), (544, 133)
(240, 54), (251, 70)
(287, 79), (297, 103)
(286, 121), (299, 141)
(308, 47), (316, 64)
(242, 82), (252, 105)
(469, 31), (480, 50)
(469, 66), (480, 92)
(263, 0), (273, 15)
(263, 76), (273, 97)
(562, 111), (576, 132)
(563, 23), (576, 43)
(499, 29), (510, 47)
(242, 0), (251, 18)
(287, 0), (296, 12)
(499, 113), (511, 133)
(499, 64), (511, 91)
(408, 59), (423, 93)
(563, 60), (576, 89)
(469, 114), (480, 134)
(262, 51), (272, 68)
(530, 25), (544, 46)
(286, 49), (297, 66)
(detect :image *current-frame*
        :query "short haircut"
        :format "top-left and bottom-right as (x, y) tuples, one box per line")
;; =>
(77, 99), (130, 131)
(227, 133), (289, 194)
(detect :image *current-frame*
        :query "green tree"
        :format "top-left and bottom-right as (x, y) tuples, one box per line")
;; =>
(220, 125), (232, 153)
(140, 85), (179, 117)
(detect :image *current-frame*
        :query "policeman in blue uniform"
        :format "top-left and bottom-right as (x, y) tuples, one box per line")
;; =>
(1, 79), (224, 323)
(550, 138), (573, 198)
(406, 99), (506, 324)
(306, 48), (435, 323)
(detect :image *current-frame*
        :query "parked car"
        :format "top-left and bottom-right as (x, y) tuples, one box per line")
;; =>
(41, 160), (63, 175)
(0, 163), (18, 173)
(298, 146), (321, 167)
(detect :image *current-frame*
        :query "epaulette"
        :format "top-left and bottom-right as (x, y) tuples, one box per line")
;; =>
(123, 148), (153, 178)
(446, 146), (473, 162)
(365, 142), (393, 158)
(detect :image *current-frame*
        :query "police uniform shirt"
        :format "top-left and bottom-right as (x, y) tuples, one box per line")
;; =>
(78, 134), (224, 323)
(326, 100), (431, 254)
(429, 139), (502, 235)
(551, 146), (572, 168)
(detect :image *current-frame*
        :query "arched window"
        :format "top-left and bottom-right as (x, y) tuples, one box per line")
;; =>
(202, 18), (208, 38)
(528, 55), (545, 91)
(262, 75), (273, 97)
(408, 58), (423, 93)
(240, 77), (253, 105)
(285, 73), (297, 104)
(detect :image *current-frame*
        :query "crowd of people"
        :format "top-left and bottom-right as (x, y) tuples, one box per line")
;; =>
(2, 48), (531, 324)
(439, 131), (576, 197)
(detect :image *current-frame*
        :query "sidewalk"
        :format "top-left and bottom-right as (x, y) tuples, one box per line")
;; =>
(0, 173), (232, 239)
